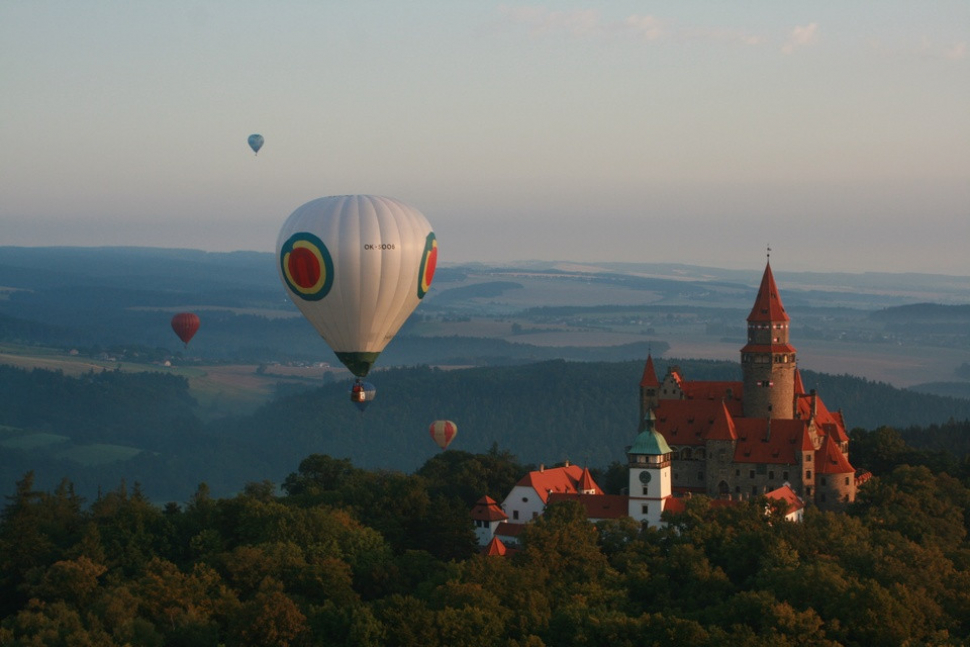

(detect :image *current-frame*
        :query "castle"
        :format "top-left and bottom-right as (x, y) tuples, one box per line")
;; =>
(472, 260), (864, 552)
(640, 259), (862, 510)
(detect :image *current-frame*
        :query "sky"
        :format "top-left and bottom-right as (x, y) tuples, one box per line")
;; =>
(2, 2), (968, 275)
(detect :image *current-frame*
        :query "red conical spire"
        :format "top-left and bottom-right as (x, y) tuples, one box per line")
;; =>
(640, 354), (659, 388)
(747, 261), (789, 323)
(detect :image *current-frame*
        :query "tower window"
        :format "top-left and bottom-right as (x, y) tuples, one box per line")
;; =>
(641, 504), (649, 515)
(806, 470), (812, 479)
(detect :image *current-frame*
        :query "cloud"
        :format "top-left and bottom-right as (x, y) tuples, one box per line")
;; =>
(621, 15), (663, 41)
(945, 41), (966, 60)
(497, 6), (666, 41)
(497, 5), (603, 37)
(497, 6), (777, 48)
(682, 26), (763, 47)
(781, 22), (818, 54)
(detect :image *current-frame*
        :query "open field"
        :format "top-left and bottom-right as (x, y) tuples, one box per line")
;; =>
(0, 432), (70, 450)
(54, 443), (142, 466)
(0, 344), (346, 417)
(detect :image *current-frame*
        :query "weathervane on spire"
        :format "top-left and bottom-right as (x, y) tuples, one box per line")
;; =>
(767, 245), (771, 261)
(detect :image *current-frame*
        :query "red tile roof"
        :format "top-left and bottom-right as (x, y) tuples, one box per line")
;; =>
(733, 418), (806, 464)
(662, 497), (687, 515)
(483, 536), (508, 556)
(495, 521), (525, 538)
(548, 493), (629, 520)
(817, 434), (854, 475)
(681, 380), (744, 402)
(516, 465), (603, 503)
(765, 484), (804, 513)
(655, 400), (740, 445)
(471, 496), (508, 522)
(578, 467), (598, 493)
(747, 262), (790, 322)
(640, 355), (659, 387)
(739, 342), (798, 354)
(708, 401), (738, 441)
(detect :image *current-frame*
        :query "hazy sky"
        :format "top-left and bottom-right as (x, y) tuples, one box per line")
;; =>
(3, 2), (968, 274)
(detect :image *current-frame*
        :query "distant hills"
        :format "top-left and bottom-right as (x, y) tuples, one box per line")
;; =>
(4, 357), (970, 505)
(3, 245), (970, 503)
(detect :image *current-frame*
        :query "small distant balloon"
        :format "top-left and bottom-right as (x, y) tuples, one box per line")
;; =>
(248, 134), (264, 155)
(171, 312), (200, 347)
(429, 420), (457, 450)
(350, 380), (376, 412)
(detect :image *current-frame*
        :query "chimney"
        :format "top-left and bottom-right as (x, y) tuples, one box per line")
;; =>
(539, 464), (544, 472)
(810, 389), (818, 419)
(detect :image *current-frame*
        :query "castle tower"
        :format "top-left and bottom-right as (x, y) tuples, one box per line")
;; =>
(470, 496), (507, 547)
(627, 410), (672, 527)
(741, 261), (797, 419)
(638, 354), (660, 429)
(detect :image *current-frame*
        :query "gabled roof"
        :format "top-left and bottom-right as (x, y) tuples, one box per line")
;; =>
(816, 434), (855, 475)
(747, 262), (790, 323)
(708, 401), (738, 441)
(471, 495), (507, 522)
(793, 385), (849, 444)
(654, 399), (742, 446)
(640, 355), (659, 388)
(515, 465), (604, 503)
(765, 484), (804, 514)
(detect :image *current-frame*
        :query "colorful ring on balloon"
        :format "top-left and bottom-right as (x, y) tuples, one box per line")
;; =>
(417, 232), (437, 299)
(280, 232), (334, 301)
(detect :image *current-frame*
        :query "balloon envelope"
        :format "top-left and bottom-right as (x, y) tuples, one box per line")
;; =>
(248, 134), (264, 154)
(429, 420), (457, 450)
(171, 312), (200, 345)
(277, 195), (437, 377)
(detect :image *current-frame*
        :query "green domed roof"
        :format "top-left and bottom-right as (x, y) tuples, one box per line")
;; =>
(629, 410), (672, 455)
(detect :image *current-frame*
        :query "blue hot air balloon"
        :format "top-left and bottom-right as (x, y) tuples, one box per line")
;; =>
(248, 134), (264, 155)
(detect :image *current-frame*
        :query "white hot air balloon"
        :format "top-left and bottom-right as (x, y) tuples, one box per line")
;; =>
(277, 195), (437, 379)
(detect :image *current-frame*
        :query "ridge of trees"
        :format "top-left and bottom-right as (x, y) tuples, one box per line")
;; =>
(4, 360), (970, 504)
(2, 429), (970, 646)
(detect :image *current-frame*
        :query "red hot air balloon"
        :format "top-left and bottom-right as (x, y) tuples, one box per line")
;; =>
(171, 312), (200, 347)
(429, 420), (457, 450)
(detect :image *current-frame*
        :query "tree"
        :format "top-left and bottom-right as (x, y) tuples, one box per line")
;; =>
(226, 579), (308, 647)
